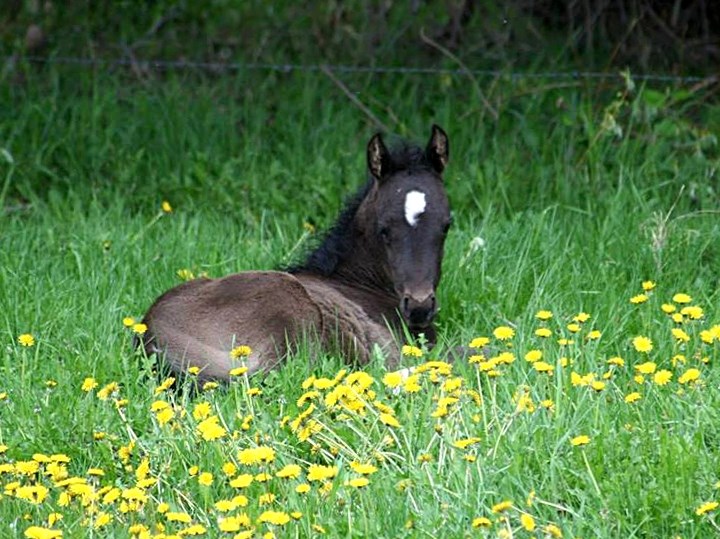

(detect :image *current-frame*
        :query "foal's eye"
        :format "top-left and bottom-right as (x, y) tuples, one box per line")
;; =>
(379, 226), (391, 243)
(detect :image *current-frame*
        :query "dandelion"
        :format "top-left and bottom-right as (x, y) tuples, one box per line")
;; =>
(176, 268), (194, 281)
(536, 310), (553, 320)
(296, 483), (311, 494)
(567, 323), (581, 333)
(535, 327), (552, 338)
(472, 517), (492, 528)
(379, 413), (400, 428)
(229, 366), (248, 377)
(469, 337), (490, 348)
(587, 329), (602, 340)
(453, 437), (481, 449)
(534, 361), (554, 373)
(97, 382), (119, 400)
(161, 200), (173, 213)
(231, 345), (252, 359)
(491, 500), (513, 513)
(625, 392), (642, 403)
(401, 345), (423, 357)
(635, 361), (656, 375)
(154, 377), (175, 394)
(632, 336), (653, 353)
(198, 472), (213, 486)
(573, 312), (591, 323)
(607, 356), (625, 367)
(695, 501), (719, 516)
(520, 513), (536, 531)
(382, 371), (404, 388)
(307, 464), (338, 482)
(661, 303), (676, 314)
(18, 334), (35, 347)
(276, 464), (302, 479)
(673, 293), (692, 304)
(81, 377), (98, 392)
(230, 474), (254, 488)
(349, 462), (378, 475)
(345, 477), (370, 488)
(238, 446), (275, 465)
(678, 368), (701, 385)
(524, 350), (542, 362)
(642, 280), (656, 291)
(671, 328), (690, 343)
(493, 326), (515, 340)
(196, 415), (227, 441)
(630, 294), (648, 304)
(545, 524), (563, 538)
(166, 512), (192, 523)
(681, 306), (704, 320)
(132, 323), (147, 335)
(24, 527), (62, 539)
(653, 370), (672, 386)
(570, 435), (591, 446)
(122, 317), (135, 327)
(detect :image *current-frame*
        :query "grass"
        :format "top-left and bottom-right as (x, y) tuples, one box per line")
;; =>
(1, 66), (719, 538)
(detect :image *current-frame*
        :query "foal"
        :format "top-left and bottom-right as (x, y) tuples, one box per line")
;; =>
(139, 125), (451, 380)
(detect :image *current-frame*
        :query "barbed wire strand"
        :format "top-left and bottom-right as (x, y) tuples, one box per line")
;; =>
(9, 55), (715, 84)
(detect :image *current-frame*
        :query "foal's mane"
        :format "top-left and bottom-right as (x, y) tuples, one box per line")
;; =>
(286, 139), (435, 277)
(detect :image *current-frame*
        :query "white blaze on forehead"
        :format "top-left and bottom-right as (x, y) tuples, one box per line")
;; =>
(404, 190), (427, 227)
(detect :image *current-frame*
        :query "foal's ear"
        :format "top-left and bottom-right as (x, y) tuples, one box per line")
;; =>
(367, 133), (391, 180)
(425, 124), (449, 173)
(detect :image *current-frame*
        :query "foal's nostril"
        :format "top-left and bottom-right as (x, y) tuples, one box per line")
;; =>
(401, 292), (437, 327)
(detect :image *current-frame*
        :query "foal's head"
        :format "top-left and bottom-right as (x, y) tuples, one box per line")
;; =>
(362, 125), (451, 333)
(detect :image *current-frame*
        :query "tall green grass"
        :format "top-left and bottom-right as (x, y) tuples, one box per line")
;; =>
(0, 68), (718, 538)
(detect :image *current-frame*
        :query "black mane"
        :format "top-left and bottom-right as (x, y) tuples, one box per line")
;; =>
(286, 139), (433, 277)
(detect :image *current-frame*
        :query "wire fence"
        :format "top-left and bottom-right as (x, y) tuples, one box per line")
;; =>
(9, 55), (716, 85)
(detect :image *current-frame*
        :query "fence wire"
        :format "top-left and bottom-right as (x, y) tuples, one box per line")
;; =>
(9, 55), (715, 85)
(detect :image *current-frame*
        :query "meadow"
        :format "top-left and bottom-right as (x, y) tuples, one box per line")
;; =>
(1, 65), (719, 538)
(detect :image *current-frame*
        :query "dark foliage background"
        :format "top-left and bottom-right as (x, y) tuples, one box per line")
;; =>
(2, 1), (719, 73)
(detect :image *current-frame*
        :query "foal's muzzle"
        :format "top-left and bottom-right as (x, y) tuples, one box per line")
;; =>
(401, 291), (437, 329)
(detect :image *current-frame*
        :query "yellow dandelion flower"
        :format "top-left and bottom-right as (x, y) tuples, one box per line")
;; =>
(671, 312), (684, 323)
(197, 472), (213, 486)
(161, 200), (173, 213)
(295, 483), (310, 494)
(275, 464), (302, 479)
(534, 361), (554, 373)
(18, 333), (36, 347)
(469, 337), (490, 348)
(197, 415), (227, 441)
(671, 328), (691, 343)
(678, 368), (701, 385)
(229, 473), (254, 488)
(24, 526), (62, 539)
(97, 382), (119, 400)
(524, 350), (542, 362)
(642, 280), (656, 291)
(192, 401), (212, 420)
(231, 345), (252, 359)
(570, 434), (591, 446)
(345, 477), (370, 488)
(630, 294), (648, 304)
(535, 327), (552, 338)
(695, 501), (719, 516)
(545, 523), (563, 538)
(491, 500), (513, 513)
(401, 345), (423, 357)
(632, 336), (653, 353)
(625, 392), (642, 403)
(258, 510), (290, 526)
(661, 303), (676, 314)
(493, 326), (515, 340)
(382, 371), (404, 388)
(681, 305), (704, 320)
(673, 293), (692, 304)
(573, 312), (591, 323)
(154, 377), (175, 394)
(587, 329), (602, 340)
(471, 517), (492, 528)
(653, 370), (672, 386)
(380, 412), (400, 427)
(536, 310), (553, 320)
(635, 361), (657, 375)
(229, 366), (248, 376)
(567, 323), (581, 333)
(607, 356), (625, 367)
(520, 513), (536, 531)
(81, 377), (98, 392)
(590, 380), (606, 391)
(122, 317), (135, 327)
(166, 511), (192, 523)
(237, 445), (275, 465)
(307, 464), (338, 482)
(131, 323), (147, 335)
(176, 268), (194, 281)
(452, 437), (481, 449)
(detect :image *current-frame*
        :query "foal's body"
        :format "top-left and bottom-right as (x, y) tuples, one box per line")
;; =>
(140, 126), (451, 380)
